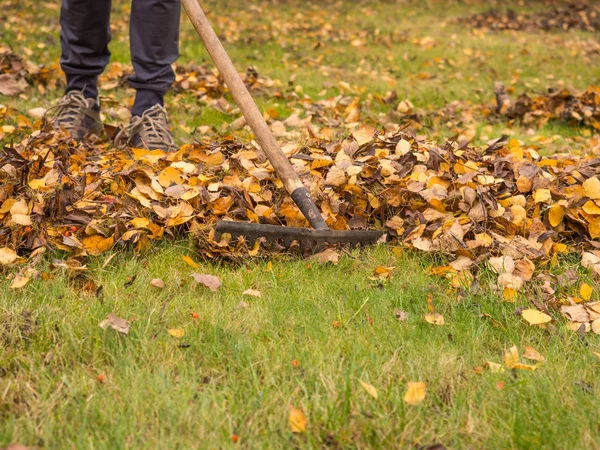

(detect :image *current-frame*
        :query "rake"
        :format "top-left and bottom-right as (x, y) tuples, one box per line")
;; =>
(182, 0), (386, 252)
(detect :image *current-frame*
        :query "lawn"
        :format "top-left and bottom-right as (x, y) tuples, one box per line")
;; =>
(1, 0), (600, 449)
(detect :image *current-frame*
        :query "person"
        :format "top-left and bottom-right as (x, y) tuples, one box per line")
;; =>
(47, 0), (180, 150)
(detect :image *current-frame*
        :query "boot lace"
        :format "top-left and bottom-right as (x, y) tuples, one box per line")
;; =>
(116, 105), (176, 150)
(46, 91), (89, 132)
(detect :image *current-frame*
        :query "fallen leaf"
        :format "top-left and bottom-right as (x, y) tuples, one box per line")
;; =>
(311, 248), (339, 264)
(403, 382), (426, 405)
(425, 313), (445, 325)
(521, 309), (552, 325)
(168, 328), (185, 338)
(394, 309), (408, 321)
(580, 283), (593, 301)
(562, 304), (590, 323)
(243, 289), (262, 297)
(359, 380), (379, 399)
(583, 177), (600, 200)
(0, 247), (18, 265)
(151, 278), (165, 288)
(486, 361), (505, 373)
(191, 273), (221, 291)
(8, 273), (31, 289)
(99, 313), (130, 334)
(288, 406), (307, 433)
(523, 346), (545, 362)
(82, 235), (115, 256)
(182, 255), (200, 268)
(504, 346), (519, 368)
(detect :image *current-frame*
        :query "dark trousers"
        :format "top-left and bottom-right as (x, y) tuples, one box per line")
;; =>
(60, 0), (181, 116)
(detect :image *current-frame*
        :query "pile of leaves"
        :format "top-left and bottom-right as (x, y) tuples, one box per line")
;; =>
(2, 122), (600, 318)
(495, 83), (600, 130)
(463, 2), (600, 33)
(0, 45), (60, 96)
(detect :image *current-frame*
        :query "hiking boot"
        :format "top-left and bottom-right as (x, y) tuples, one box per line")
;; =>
(116, 104), (177, 151)
(46, 90), (103, 141)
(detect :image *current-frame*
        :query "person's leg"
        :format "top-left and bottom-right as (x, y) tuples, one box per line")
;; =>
(60, 0), (112, 99)
(129, 0), (181, 116)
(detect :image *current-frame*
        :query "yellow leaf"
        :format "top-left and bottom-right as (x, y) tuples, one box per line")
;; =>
(521, 309), (552, 325)
(508, 138), (522, 160)
(503, 288), (517, 302)
(130, 217), (150, 229)
(182, 255), (200, 268)
(504, 345), (519, 368)
(288, 406), (307, 433)
(403, 382), (426, 405)
(486, 361), (505, 373)
(548, 205), (565, 227)
(590, 218), (600, 239)
(168, 328), (185, 338)
(424, 313), (444, 325)
(583, 200), (600, 215)
(580, 283), (593, 301)
(583, 177), (600, 200)
(0, 247), (18, 266)
(157, 166), (183, 188)
(82, 235), (115, 256)
(533, 189), (551, 204)
(359, 380), (378, 399)
(28, 178), (46, 190)
(9, 274), (31, 289)
(512, 362), (538, 371)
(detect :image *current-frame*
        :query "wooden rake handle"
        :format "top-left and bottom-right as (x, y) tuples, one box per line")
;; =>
(182, 0), (328, 230)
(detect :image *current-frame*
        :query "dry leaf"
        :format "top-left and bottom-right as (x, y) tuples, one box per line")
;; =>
(243, 289), (262, 298)
(486, 361), (505, 373)
(394, 309), (408, 321)
(151, 278), (165, 288)
(521, 309), (552, 325)
(311, 248), (339, 264)
(403, 382), (426, 405)
(99, 314), (130, 334)
(580, 283), (593, 301)
(0, 247), (18, 265)
(359, 380), (378, 399)
(523, 346), (545, 362)
(191, 273), (221, 291)
(288, 406), (307, 433)
(182, 255), (200, 268)
(168, 328), (185, 338)
(82, 235), (115, 256)
(425, 313), (445, 325)
(9, 273), (31, 289)
(504, 345), (519, 368)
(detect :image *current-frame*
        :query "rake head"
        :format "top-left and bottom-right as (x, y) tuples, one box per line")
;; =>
(214, 221), (387, 253)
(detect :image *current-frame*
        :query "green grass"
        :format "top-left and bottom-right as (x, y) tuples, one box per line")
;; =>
(3, 243), (600, 449)
(2, 0), (600, 448)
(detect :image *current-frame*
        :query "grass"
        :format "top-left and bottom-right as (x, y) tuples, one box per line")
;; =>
(1, 0), (600, 448)
(3, 243), (600, 449)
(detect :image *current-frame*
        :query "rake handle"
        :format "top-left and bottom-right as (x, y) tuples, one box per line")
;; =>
(182, 0), (328, 230)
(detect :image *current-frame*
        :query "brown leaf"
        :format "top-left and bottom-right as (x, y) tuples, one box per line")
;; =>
(99, 313), (130, 334)
(150, 278), (165, 289)
(191, 273), (221, 291)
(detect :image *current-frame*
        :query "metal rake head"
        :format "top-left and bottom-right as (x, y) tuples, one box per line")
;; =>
(214, 221), (386, 253)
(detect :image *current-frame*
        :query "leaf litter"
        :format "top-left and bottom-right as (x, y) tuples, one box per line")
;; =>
(1, 22), (600, 332)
